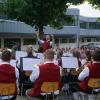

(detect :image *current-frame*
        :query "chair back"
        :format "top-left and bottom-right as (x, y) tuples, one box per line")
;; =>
(88, 78), (100, 88)
(41, 82), (59, 93)
(0, 82), (16, 96)
(25, 71), (32, 76)
(70, 68), (80, 76)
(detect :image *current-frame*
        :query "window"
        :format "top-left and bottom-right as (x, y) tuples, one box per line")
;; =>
(80, 21), (100, 29)
(23, 38), (36, 45)
(54, 38), (59, 44)
(81, 38), (85, 42)
(89, 22), (96, 29)
(96, 22), (100, 29)
(4, 38), (21, 49)
(80, 21), (87, 29)
(88, 22), (100, 29)
(61, 38), (67, 43)
(95, 37), (100, 42)
(64, 15), (78, 26)
(87, 38), (91, 42)
(69, 38), (75, 43)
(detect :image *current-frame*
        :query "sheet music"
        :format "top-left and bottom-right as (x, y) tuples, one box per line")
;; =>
(62, 57), (79, 68)
(53, 59), (58, 65)
(22, 58), (41, 71)
(81, 59), (87, 65)
(10, 59), (17, 68)
(16, 51), (27, 60)
(36, 53), (44, 62)
(63, 52), (73, 57)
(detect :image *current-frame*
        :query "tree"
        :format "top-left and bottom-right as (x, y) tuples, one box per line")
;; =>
(87, 0), (100, 10)
(5, 0), (84, 34)
(0, 0), (7, 16)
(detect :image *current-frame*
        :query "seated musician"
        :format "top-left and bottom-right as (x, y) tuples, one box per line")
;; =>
(70, 50), (81, 81)
(19, 45), (37, 94)
(26, 49), (61, 99)
(63, 50), (81, 83)
(56, 48), (63, 66)
(79, 50), (100, 93)
(0, 50), (19, 100)
(22, 45), (37, 77)
(18, 45), (37, 68)
(26, 45), (37, 58)
(72, 50), (100, 100)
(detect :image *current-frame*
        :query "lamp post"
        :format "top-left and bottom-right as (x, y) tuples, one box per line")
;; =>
(76, 15), (80, 48)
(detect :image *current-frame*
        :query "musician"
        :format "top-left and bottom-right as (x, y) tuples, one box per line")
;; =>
(70, 50), (99, 100)
(11, 45), (18, 59)
(18, 45), (37, 68)
(56, 48), (63, 66)
(85, 50), (92, 66)
(19, 45), (37, 94)
(26, 49), (61, 99)
(36, 32), (53, 52)
(0, 50), (19, 100)
(76, 50), (100, 100)
(73, 50), (100, 100)
(26, 45), (37, 58)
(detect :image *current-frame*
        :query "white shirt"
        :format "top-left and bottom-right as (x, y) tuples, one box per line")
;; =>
(0, 61), (19, 99)
(78, 66), (89, 81)
(78, 62), (100, 81)
(38, 38), (52, 46)
(30, 64), (39, 82)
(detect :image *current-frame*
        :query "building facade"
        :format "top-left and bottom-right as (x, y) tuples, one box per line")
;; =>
(0, 8), (100, 50)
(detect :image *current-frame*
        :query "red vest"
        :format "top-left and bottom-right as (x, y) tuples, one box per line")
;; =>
(31, 63), (60, 96)
(43, 41), (52, 52)
(79, 63), (100, 92)
(0, 64), (17, 96)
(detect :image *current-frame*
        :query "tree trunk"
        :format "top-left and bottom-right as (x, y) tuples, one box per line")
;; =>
(38, 25), (44, 39)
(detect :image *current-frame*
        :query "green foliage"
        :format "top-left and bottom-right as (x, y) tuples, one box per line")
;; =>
(0, 1), (7, 15)
(96, 17), (100, 21)
(5, 0), (84, 33)
(6, 0), (24, 19)
(87, 0), (100, 9)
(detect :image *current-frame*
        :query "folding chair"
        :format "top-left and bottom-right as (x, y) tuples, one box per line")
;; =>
(80, 78), (100, 100)
(88, 78), (100, 94)
(21, 71), (33, 96)
(40, 82), (59, 100)
(20, 57), (35, 96)
(0, 82), (17, 100)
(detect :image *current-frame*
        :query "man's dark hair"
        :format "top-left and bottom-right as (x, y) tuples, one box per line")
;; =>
(92, 50), (100, 62)
(1, 50), (11, 62)
(85, 50), (91, 61)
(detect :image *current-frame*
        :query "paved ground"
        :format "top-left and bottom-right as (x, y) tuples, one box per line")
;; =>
(16, 84), (100, 100)
(16, 91), (74, 100)
(16, 92), (100, 100)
